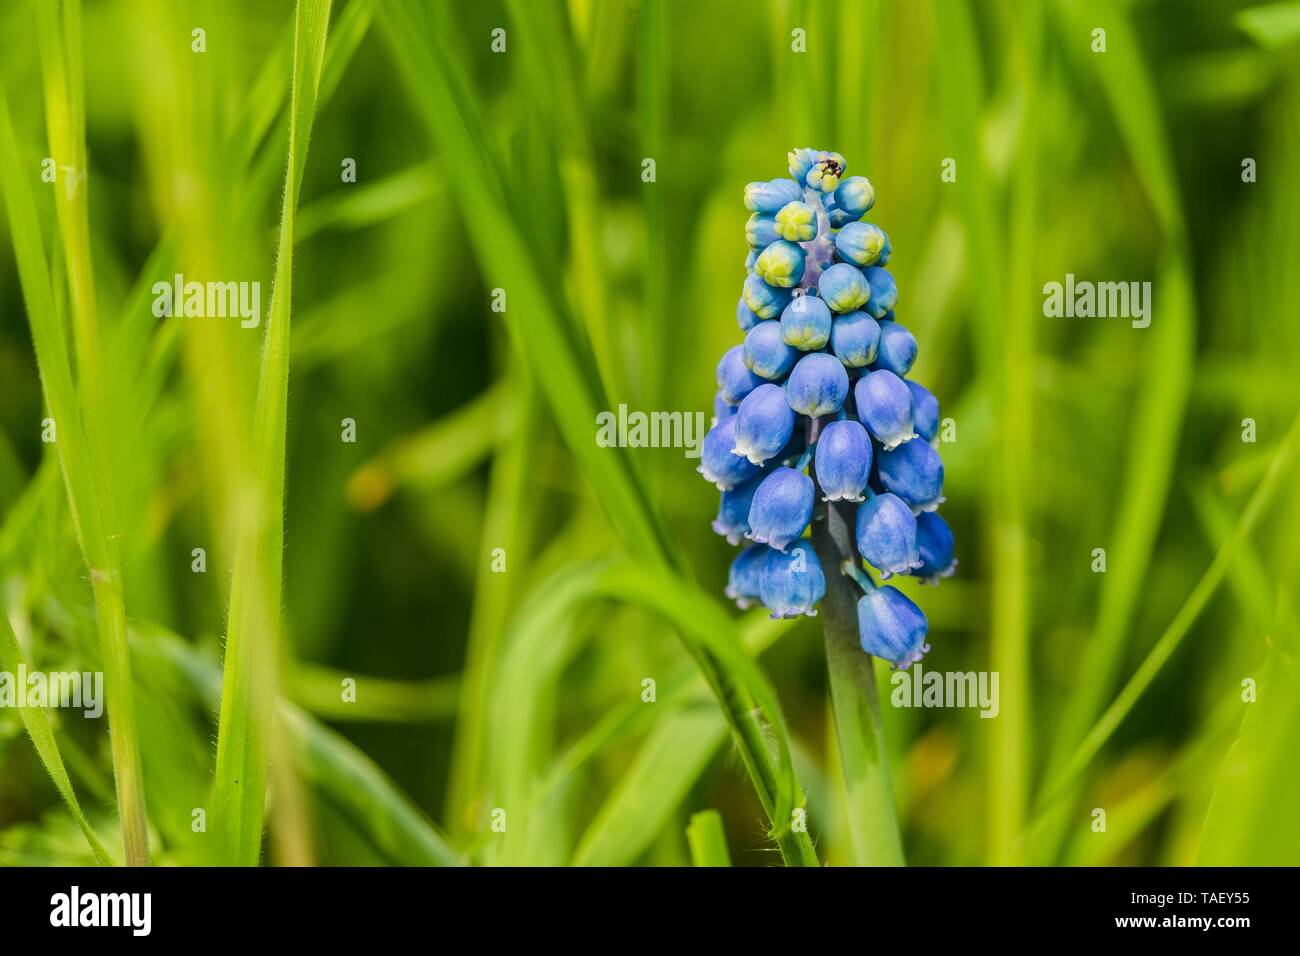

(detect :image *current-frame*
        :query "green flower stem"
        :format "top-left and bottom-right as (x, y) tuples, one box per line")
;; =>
(841, 559), (877, 593)
(810, 497), (905, 865)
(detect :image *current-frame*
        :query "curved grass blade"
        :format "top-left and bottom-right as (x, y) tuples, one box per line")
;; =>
(573, 702), (724, 866)
(489, 563), (818, 867)
(135, 627), (462, 867)
(0, 83), (148, 866)
(0, 603), (114, 866)
(1036, 0), (1199, 859)
(212, 0), (333, 866)
(1042, 408), (1300, 807)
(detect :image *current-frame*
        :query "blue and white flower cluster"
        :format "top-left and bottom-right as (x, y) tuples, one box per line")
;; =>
(702, 148), (956, 670)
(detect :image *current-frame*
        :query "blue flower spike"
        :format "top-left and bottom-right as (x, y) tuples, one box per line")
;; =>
(708, 147), (953, 665)
(780, 293), (833, 351)
(759, 541), (826, 619)
(733, 383), (796, 465)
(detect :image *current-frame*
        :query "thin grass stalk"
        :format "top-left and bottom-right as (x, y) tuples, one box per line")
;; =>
(35, 0), (150, 866)
(1034, 0), (1197, 862)
(212, 0), (333, 866)
(1041, 407), (1300, 806)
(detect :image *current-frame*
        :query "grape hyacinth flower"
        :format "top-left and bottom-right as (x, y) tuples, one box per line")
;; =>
(742, 272), (792, 320)
(874, 319), (918, 377)
(814, 419), (872, 502)
(829, 310), (880, 368)
(725, 543), (770, 609)
(745, 177), (804, 213)
(733, 383), (796, 465)
(818, 262), (870, 313)
(755, 240), (806, 288)
(786, 352), (849, 417)
(878, 438), (945, 513)
(855, 493), (922, 579)
(914, 511), (957, 584)
(702, 147), (955, 672)
(855, 369), (915, 449)
(713, 471), (766, 545)
(746, 466), (814, 552)
(905, 380), (940, 444)
(717, 344), (762, 405)
(759, 541), (826, 619)
(780, 293), (833, 351)
(699, 415), (761, 490)
(743, 320), (800, 380)
(856, 586), (930, 669)
(834, 221), (888, 267)
(861, 266), (898, 319)
(775, 201), (818, 242)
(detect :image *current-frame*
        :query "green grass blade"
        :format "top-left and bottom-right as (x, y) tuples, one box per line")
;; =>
(285, 664), (460, 723)
(213, 0), (333, 866)
(1044, 408), (1300, 805)
(379, 0), (681, 572)
(686, 810), (732, 867)
(1236, 2), (1300, 49)
(931, 0), (1031, 863)
(0, 83), (148, 866)
(136, 627), (462, 867)
(0, 603), (114, 866)
(1036, 0), (1198, 860)
(490, 563), (818, 866)
(573, 703), (724, 866)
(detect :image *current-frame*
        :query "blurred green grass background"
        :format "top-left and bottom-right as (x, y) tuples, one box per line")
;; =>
(1, 0), (1298, 866)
